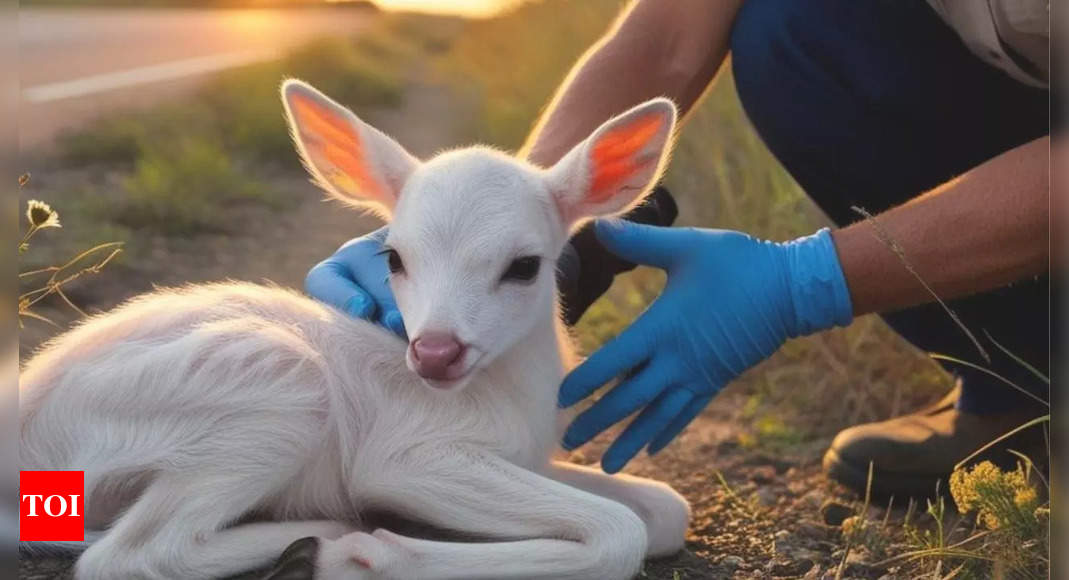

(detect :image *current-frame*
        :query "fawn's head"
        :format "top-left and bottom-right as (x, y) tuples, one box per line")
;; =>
(282, 80), (676, 390)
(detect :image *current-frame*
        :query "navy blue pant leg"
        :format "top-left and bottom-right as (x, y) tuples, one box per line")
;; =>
(730, 0), (1050, 413)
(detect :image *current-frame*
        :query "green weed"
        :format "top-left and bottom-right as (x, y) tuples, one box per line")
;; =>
(55, 116), (147, 167)
(110, 139), (274, 234)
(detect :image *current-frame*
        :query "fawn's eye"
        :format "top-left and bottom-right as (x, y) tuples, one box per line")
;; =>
(501, 256), (540, 283)
(385, 249), (404, 274)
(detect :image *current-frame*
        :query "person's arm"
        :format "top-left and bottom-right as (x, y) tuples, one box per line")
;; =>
(834, 136), (1050, 315)
(559, 137), (1052, 473)
(523, 0), (743, 167)
(520, 0), (742, 323)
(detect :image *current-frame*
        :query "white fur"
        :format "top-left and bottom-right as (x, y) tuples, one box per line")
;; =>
(19, 80), (687, 580)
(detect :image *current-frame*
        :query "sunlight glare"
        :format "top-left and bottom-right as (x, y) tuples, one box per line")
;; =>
(354, 0), (526, 17)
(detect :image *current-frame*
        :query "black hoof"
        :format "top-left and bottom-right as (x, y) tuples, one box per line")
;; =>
(261, 537), (320, 580)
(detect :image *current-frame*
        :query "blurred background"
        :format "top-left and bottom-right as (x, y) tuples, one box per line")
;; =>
(17, 0), (959, 576)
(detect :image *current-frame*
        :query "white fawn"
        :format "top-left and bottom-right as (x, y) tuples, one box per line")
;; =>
(19, 80), (690, 580)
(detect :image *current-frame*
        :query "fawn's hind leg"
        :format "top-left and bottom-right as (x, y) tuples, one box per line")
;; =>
(299, 446), (648, 580)
(75, 470), (353, 580)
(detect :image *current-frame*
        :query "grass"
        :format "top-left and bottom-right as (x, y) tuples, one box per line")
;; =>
(115, 139), (275, 234)
(826, 423), (1049, 579)
(868, 454), (1050, 579)
(440, 0), (629, 148)
(834, 462), (876, 580)
(713, 469), (762, 522)
(51, 18), (419, 236)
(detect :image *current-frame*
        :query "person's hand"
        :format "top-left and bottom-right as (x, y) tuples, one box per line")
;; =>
(305, 227), (407, 337)
(558, 221), (853, 473)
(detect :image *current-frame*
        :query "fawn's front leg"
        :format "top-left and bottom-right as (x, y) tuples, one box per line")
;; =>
(547, 461), (690, 557)
(309, 446), (648, 580)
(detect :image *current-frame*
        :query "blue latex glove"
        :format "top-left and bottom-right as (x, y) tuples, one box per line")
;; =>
(305, 227), (407, 337)
(559, 220), (853, 473)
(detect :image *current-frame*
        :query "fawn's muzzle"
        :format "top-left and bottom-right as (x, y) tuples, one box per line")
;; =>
(410, 332), (467, 381)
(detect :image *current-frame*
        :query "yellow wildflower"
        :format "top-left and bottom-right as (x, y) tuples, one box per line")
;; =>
(950, 461), (1039, 531)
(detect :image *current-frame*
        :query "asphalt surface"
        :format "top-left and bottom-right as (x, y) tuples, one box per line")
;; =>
(19, 6), (377, 150)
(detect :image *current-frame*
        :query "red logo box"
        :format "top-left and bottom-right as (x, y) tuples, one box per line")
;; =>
(20, 471), (84, 542)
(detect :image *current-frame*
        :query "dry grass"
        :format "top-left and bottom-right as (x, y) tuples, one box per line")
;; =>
(17, 175), (122, 328)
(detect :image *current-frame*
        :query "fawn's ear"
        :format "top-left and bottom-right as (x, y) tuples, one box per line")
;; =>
(544, 98), (676, 226)
(282, 79), (418, 217)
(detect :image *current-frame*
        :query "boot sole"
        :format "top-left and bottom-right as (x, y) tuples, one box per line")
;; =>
(822, 447), (950, 499)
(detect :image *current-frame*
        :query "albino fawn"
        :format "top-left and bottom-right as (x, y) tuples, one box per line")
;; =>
(19, 80), (690, 580)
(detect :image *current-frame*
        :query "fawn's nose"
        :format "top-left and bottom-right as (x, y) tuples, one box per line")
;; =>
(410, 332), (466, 380)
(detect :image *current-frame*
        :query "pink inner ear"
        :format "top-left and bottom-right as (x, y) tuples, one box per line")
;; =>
(588, 113), (663, 203)
(291, 94), (386, 202)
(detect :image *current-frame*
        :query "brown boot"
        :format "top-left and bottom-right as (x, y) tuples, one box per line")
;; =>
(822, 383), (1047, 498)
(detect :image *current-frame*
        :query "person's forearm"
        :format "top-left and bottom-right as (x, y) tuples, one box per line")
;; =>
(832, 136), (1051, 316)
(523, 0), (741, 167)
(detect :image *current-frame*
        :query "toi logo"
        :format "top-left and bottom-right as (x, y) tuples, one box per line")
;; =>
(20, 471), (84, 541)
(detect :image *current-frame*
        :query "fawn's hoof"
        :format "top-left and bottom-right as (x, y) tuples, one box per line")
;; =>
(262, 537), (320, 580)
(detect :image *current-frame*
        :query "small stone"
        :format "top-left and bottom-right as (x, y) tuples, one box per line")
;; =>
(796, 520), (834, 541)
(787, 479), (809, 495)
(750, 465), (777, 484)
(770, 559), (815, 577)
(756, 486), (778, 507)
(774, 531), (821, 562)
(820, 500), (855, 526)
(772, 530), (797, 557)
(799, 489), (825, 508)
(848, 564), (884, 578)
(721, 555), (745, 568)
(846, 545), (874, 565)
(717, 439), (740, 454)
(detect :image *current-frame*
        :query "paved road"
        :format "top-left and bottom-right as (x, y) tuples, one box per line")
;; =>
(19, 6), (377, 150)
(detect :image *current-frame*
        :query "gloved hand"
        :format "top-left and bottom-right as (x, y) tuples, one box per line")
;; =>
(558, 221), (854, 473)
(305, 227), (407, 337)
(305, 186), (678, 335)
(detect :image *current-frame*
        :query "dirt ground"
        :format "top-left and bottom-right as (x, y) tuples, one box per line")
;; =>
(17, 399), (904, 579)
(19, 64), (935, 580)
